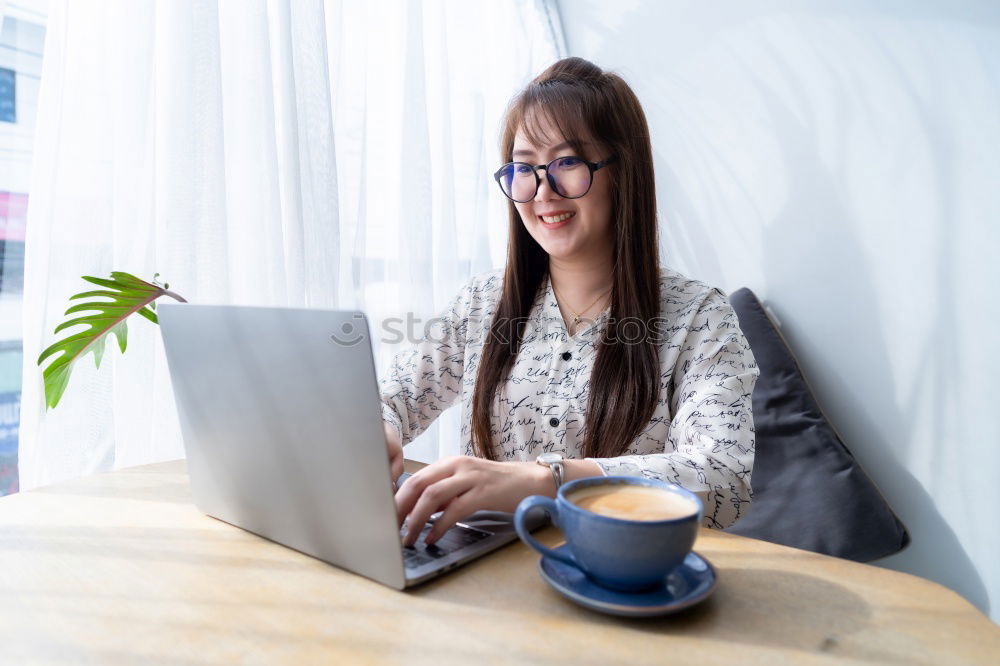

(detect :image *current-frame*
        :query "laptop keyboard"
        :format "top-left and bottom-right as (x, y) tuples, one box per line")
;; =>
(401, 523), (492, 568)
(395, 473), (494, 568)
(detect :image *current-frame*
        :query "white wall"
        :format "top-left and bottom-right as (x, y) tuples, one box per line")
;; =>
(557, 0), (999, 621)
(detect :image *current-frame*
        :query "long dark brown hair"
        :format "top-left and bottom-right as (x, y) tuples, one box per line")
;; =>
(470, 57), (662, 460)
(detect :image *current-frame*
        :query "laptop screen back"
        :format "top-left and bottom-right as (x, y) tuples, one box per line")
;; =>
(158, 303), (406, 589)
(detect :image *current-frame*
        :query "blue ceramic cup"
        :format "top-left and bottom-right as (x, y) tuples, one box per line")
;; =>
(514, 476), (702, 592)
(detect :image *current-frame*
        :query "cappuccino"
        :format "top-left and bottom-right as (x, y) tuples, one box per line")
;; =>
(568, 484), (697, 522)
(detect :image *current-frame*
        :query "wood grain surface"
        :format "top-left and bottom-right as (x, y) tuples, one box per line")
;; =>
(1, 460), (997, 665)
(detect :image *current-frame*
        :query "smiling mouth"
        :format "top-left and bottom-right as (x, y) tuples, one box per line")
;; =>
(539, 212), (576, 225)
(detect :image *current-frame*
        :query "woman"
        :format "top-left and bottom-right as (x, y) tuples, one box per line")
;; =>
(381, 57), (758, 548)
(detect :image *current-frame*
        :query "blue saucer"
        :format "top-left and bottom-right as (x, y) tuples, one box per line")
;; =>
(537, 545), (717, 617)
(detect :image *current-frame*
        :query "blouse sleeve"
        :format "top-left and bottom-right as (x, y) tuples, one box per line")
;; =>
(586, 289), (759, 529)
(378, 278), (478, 446)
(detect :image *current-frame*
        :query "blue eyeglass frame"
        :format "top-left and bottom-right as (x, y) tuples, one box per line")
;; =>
(493, 154), (618, 203)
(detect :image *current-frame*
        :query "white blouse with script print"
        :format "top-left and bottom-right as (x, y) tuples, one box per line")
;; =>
(379, 268), (759, 529)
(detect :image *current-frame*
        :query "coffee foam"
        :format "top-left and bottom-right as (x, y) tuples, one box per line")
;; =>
(567, 484), (697, 522)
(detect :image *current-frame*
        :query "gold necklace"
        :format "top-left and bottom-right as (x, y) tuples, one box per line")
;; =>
(551, 282), (612, 330)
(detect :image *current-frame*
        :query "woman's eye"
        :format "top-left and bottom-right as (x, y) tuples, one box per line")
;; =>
(556, 157), (582, 168)
(514, 165), (533, 175)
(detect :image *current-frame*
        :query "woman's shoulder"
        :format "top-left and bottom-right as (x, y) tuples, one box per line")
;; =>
(457, 266), (729, 314)
(653, 268), (744, 359)
(441, 269), (505, 323)
(657, 266), (724, 316)
(455, 268), (504, 304)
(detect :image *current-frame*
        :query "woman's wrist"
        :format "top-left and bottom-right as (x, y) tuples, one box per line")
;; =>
(382, 421), (402, 447)
(523, 461), (556, 497)
(521, 458), (605, 498)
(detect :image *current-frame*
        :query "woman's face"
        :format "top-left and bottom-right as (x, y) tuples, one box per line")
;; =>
(511, 115), (614, 265)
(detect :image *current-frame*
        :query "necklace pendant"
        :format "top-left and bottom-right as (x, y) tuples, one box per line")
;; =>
(573, 316), (581, 325)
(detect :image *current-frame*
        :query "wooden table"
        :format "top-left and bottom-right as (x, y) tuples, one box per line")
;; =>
(1, 461), (997, 665)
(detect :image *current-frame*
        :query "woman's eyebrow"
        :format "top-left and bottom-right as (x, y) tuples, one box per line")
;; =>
(512, 141), (587, 158)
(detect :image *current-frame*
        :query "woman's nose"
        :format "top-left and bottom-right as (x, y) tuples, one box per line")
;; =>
(534, 169), (561, 202)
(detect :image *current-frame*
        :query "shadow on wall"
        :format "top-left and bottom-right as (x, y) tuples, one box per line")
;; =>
(562, 0), (994, 615)
(749, 75), (988, 614)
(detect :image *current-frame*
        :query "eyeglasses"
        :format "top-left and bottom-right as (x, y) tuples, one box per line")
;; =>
(493, 155), (617, 203)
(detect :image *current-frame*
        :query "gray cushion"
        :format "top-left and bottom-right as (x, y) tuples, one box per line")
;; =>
(723, 288), (909, 562)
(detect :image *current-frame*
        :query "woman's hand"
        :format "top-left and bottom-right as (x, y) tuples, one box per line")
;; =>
(395, 456), (549, 547)
(384, 422), (404, 482)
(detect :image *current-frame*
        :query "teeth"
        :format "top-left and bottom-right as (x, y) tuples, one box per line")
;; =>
(541, 212), (574, 224)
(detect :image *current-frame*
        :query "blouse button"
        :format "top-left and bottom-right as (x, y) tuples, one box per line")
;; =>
(549, 417), (560, 427)
(561, 351), (572, 361)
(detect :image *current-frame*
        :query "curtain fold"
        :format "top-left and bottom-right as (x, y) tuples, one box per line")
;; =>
(19, 0), (565, 489)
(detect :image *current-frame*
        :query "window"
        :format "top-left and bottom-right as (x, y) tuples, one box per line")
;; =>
(0, 67), (15, 123)
(0, 2), (48, 495)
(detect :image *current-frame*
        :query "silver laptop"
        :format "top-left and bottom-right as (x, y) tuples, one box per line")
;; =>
(158, 303), (541, 589)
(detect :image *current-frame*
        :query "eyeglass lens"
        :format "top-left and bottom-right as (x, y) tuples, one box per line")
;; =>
(497, 157), (592, 202)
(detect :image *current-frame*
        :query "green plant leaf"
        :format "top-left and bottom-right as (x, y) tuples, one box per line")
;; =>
(36, 272), (186, 410)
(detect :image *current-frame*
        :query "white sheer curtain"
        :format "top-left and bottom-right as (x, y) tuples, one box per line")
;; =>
(19, 0), (565, 489)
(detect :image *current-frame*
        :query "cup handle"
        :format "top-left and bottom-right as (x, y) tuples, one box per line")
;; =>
(514, 495), (577, 567)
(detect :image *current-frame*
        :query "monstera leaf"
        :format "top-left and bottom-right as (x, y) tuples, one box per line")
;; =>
(37, 272), (187, 409)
